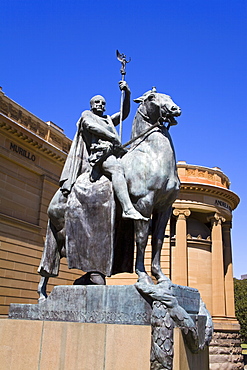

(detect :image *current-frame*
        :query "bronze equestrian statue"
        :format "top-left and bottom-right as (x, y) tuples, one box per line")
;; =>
(38, 83), (181, 300)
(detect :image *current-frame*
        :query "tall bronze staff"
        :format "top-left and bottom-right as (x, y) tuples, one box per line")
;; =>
(116, 50), (131, 143)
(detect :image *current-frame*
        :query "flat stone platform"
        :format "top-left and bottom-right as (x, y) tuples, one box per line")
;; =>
(5, 285), (210, 370)
(9, 284), (200, 324)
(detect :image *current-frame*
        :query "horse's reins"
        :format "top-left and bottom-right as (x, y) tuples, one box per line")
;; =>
(122, 109), (171, 149)
(122, 120), (161, 149)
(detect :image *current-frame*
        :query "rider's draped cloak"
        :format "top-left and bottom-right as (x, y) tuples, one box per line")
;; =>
(38, 115), (134, 278)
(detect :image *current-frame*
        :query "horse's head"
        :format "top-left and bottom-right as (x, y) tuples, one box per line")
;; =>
(134, 88), (181, 126)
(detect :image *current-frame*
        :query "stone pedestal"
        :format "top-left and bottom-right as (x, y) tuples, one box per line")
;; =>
(0, 319), (210, 370)
(8, 284), (200, 323)
(0, 319), (151, 370)
(3, 285), (210, 370)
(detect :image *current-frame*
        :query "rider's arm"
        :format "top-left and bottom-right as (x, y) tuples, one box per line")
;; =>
(111, 81), (131, 126)
(81, 111), (119, 143)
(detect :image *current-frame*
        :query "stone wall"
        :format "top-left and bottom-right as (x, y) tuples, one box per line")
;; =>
(209, 331), (244, 370)
(0, 93), (82, 317)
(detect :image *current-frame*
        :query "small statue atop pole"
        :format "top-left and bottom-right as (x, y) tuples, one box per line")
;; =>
(116, 50), (131, 143)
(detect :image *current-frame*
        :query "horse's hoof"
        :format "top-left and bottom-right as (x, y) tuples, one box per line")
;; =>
(137, 275), (154, 285)
(157, 277), (173, 289)
(38, 296), (47, 303)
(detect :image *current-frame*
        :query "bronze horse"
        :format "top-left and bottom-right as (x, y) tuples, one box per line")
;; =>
(38, 89), (181, 300)
(122, 89), (181, 283)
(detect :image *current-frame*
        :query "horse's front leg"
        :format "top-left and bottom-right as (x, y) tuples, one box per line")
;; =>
(135, 220), (153, 284)
(151, 208), (172, 286)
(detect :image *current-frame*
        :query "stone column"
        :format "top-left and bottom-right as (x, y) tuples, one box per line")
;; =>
(172, 209), (191, 286)
(209, 213), (226, 317)
(222, 221), (235, 318)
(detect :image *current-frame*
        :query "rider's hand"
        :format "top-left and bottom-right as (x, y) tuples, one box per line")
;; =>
(119, 80), (130, 93)
(112, 137), (122, 146)
(112, 141), (127, 157)
(60, 188), (70, 197)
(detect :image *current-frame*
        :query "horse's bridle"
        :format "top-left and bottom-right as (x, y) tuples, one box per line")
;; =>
(137, 105), (173, 129)
(122, 110), (167, 151)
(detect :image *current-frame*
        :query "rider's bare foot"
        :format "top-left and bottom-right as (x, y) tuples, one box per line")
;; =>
(89, 272), (106, 285)
(122, 208), (149, 222)
(73, 272), (106, 285)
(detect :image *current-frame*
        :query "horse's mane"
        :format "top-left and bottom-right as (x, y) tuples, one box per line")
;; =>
(131, 106), (151, 141)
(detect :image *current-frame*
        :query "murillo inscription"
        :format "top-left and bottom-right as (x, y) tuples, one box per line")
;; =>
(10, 142), (36, 161)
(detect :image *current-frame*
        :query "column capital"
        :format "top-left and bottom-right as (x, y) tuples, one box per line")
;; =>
(173, 208), (191, 218)
(207, 212), (226, 225)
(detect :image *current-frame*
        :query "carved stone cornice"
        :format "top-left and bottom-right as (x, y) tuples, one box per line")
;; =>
(179, 182), (240, 211)
(0, 116), (67, 164)
(0, 90), (71, 155)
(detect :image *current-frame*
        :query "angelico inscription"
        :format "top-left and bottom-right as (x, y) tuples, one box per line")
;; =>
(215, 199), (232, 212)
(10, 142), (36, 161)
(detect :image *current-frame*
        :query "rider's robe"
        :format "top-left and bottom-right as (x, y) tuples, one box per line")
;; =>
(38, 116), (134, 278)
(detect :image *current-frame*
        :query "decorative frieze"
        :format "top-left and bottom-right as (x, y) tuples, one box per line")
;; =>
(39, 126), (47, 138)
(187, 168), (196, 176)
(178, 162), (231, 189)
(50, 133), (62, 145)
(0, 97), (8, 116)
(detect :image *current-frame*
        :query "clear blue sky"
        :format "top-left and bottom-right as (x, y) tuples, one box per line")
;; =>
(1, 0), (247, 278)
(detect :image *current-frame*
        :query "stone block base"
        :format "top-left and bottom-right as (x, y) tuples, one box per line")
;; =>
(209, 331), (244, 370)
(0, 319), (209, 370)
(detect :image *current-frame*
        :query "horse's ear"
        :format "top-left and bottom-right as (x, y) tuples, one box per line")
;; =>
(134, 89), (156, 104)
(133, 97), (143, 104)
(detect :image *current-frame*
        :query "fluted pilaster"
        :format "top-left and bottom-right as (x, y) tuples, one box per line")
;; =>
(208, 213), (226, 317)
(172, 209), (191, 286)
(222, 221), (235, 317)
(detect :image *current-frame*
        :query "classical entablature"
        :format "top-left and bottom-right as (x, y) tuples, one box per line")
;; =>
(0, 114), (68, 164)
(180, 183), (239, 205)
(177, 183), (239, 216)
(175, 162), (240, 222)
(0, 88), (71, 163)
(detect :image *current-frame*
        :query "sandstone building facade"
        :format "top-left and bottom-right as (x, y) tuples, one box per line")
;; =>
(106, 160), (242, 367)
(0, 89), (242, 367)
(0, 88), (82, 317)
